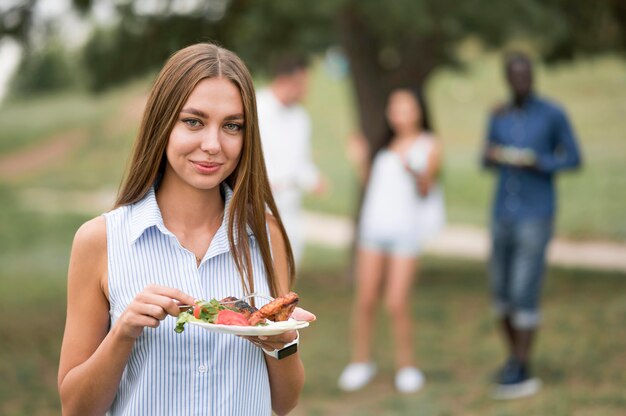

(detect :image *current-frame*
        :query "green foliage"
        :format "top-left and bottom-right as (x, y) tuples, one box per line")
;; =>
(79, 0), (335, 91)
(81, 16), (219, 92)
(9, 42), (78, 97)
(4, 0), (626, 97)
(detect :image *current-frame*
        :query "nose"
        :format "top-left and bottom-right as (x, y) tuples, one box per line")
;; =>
(200, 125), (221, 155)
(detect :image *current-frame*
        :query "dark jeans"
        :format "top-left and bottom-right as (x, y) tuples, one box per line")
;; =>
(489, 218), (553, 329)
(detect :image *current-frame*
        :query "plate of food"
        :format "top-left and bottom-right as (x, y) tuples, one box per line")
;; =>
(175, 291), (310, 336)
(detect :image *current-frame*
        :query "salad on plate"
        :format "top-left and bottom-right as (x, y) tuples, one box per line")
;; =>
(175, 291), (307, 335)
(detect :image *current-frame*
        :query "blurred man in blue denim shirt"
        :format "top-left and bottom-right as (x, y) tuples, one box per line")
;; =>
(482, 52), (582, 399)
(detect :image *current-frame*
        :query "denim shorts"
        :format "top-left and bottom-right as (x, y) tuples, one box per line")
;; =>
(489, 218), (553, 329)
(359, 233), (421, 257)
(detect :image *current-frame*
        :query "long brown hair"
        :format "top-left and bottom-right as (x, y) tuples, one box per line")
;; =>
(115, 43), (294, 297)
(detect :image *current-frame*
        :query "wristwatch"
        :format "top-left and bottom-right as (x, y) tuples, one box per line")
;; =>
(262, 331), (299, 360)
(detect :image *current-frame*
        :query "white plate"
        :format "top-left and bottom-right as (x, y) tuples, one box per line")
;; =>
(189, 318), (310, 336)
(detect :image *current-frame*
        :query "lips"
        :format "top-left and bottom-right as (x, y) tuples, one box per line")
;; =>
(191, 160), (222, 174)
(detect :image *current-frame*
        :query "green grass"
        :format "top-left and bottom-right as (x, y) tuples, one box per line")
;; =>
(294, 245), (626, 416)
(3, 235), (624, 415)
(0, 185), (87, 415)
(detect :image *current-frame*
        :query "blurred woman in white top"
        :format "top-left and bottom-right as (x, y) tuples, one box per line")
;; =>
(339, 87), (445, 394)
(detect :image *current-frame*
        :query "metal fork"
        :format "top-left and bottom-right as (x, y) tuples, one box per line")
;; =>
(176, 292), (274, 310)
(219, 292), (275, 305)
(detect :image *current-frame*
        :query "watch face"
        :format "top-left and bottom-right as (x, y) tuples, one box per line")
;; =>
(277, 343), (298, 360)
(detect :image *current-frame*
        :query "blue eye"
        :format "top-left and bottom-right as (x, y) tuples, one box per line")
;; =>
(224, 123), (243, 133)
(183, 118), (202, 128)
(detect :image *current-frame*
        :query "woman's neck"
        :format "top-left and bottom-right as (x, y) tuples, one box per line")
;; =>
(156, 176), (225, 232)
(393, 127), (422, 141)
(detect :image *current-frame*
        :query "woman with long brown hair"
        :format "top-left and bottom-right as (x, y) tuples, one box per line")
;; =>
(57, 43), (313, 415)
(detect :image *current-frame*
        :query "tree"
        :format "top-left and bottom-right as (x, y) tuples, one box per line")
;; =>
(4, 0), (626, 146)
(72, 0), (626, 147)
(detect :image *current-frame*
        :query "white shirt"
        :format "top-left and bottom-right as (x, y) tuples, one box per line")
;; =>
(256, 88), (319, 195)
(359, 134), (445, 245)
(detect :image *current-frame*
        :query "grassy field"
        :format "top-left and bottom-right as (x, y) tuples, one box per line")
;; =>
(2, 232), (625, 415)
(294, 246), (626, 416)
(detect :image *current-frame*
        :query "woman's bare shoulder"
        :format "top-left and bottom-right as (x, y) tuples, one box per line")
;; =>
(73, 216), (107, 251)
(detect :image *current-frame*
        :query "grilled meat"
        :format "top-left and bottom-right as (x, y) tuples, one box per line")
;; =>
(248, 292), (299, 326)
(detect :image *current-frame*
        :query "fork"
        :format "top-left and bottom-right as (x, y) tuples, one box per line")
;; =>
(219, 292), (275, 305)
(176, 292), (274, 310)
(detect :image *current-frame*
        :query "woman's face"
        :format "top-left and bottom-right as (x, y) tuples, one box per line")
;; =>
(386, 89), (421, 133)
(164, 77), (245, 192)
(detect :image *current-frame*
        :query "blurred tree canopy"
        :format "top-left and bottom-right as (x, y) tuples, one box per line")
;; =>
(10, 41), (76, 97)
(2, 0), (625, 145)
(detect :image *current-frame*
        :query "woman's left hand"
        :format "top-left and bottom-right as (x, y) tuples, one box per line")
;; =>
(244, 307), (316, 351)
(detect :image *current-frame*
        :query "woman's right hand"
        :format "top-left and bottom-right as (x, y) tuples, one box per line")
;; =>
(115, 285), (196, 340)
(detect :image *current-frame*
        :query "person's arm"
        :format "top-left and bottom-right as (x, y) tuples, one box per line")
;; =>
(410, 139), (442, 197)
(346, 131), (371, 185)
(256, 214), (306, 416)
(482, 115), (501, 170)
(58, 217), (196, 415)
(533, 110), (582, 173)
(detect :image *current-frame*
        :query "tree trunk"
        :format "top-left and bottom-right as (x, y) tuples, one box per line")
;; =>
(337, 5), (437, 152)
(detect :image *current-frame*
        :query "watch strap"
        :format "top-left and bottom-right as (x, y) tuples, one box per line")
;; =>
(263, 331), (299, 360)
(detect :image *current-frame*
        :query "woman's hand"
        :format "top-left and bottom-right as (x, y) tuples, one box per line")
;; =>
(115, 285), (196, 340)
(243, 307), (316, 351)
(416, 175), (432, 197)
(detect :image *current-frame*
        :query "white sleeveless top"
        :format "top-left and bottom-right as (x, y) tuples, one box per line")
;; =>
(103, 184), (272, 416)
(359, 134), (445, 247)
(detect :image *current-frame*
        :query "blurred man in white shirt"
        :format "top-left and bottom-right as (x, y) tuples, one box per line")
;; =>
(257, 55), (326, 266)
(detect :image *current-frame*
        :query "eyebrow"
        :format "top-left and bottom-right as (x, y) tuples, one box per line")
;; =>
(180, 107), (244, 121)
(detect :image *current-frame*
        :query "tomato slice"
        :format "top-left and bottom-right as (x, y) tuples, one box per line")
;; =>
(215, 309), (250, 326)
(193, 305), (202, 319)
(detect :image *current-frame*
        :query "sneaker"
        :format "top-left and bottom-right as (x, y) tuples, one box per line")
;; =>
(492, 359), (541, 400)
(338, 362), (377, 392)
(395, 367), (425, 394)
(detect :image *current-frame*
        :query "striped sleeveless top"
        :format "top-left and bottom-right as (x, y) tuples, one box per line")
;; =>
(104, 184), (272, 416)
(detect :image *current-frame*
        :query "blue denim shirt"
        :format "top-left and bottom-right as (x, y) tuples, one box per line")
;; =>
(483, 95), (582, 221)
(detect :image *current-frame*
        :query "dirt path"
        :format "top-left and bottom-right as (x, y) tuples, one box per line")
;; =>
(0, 129), (86, 178)
(303, 211), (626, 273)
(15, 187), (626, 273)
(0, 90), (147, 180)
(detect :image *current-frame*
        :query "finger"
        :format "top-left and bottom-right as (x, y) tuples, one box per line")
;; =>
(243, 336), (263, 346)
(259, 329), (297, 344)
(142, 304), (169, 321)
(144, 285), (197, 306)
(134, 315), (160, 329)
(138, 292), (187, 317)
(291, 307), (316, 322)
(259, 340), (289, 351)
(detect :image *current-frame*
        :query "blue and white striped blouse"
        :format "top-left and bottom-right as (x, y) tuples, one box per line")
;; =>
(104, 183), (272, 416)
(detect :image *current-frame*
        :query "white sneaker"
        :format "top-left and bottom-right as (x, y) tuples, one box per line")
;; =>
(395, 367), (425, 394)
(338, 362), (377, 392)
